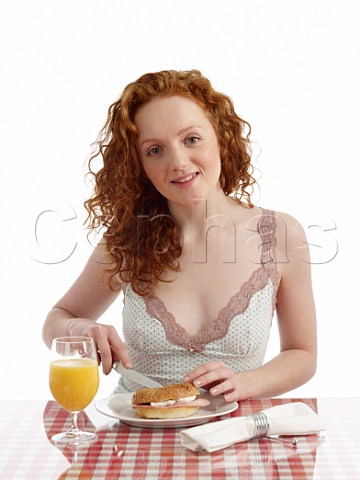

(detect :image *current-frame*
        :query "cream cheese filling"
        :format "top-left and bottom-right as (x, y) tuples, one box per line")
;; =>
(150, 395), (197, 407)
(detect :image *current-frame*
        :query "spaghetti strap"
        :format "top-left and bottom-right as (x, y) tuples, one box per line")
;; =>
(258, 209), (277, 268)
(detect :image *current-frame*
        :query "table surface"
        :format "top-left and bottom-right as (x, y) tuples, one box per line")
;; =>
(0, 397), (359, 479)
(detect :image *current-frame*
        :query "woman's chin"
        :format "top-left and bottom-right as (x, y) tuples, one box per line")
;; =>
(189, 196), (206, 206)
(168, 195), (206, 210)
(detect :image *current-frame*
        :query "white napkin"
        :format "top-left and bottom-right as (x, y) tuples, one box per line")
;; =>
(180, 402), (325, 452)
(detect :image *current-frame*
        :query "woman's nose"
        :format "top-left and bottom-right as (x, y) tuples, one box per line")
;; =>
(170, 146), (188, 170)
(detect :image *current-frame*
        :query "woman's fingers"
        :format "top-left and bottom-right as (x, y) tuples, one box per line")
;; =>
(81, 322), (132, 375)
(193, 369), (229, 389)
(210, 379), (241, 401)
(184, 361), (242, 402)
(93, 329), (113, 374)
(108, 328), (133, 369)
(185, 361), (232, 388)
(184, 361), (226, 384)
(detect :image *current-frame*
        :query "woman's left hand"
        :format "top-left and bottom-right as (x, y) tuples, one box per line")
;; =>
(183, 361), (245, 402)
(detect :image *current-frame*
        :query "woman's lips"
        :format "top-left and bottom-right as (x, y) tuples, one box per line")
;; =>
(171, 172), (199, 186)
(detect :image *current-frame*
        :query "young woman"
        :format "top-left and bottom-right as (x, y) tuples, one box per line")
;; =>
(43, 70), (317, 402)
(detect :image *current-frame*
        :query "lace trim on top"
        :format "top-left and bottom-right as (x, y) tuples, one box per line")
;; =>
(143, 209), (280, 353)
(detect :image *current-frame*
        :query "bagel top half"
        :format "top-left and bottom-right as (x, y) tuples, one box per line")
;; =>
(132, 383), (199, 405)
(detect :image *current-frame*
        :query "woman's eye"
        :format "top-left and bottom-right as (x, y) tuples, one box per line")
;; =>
(186, 136), (200, 144)
(147, 146), (161, 156)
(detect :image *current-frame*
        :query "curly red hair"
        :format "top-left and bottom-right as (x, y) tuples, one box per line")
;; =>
(85, 69), (256, 296)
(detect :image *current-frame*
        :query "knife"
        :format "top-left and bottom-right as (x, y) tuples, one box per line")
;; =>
(112, 362), (163, 388)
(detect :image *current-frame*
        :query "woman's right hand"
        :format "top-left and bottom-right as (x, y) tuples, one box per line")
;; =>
(67, 318), (132, 375)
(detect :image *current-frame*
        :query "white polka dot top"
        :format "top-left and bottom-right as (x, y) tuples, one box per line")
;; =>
(114, 209), (280, 393)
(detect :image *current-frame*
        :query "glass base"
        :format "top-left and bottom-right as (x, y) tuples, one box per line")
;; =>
(51, 430), (97, 447)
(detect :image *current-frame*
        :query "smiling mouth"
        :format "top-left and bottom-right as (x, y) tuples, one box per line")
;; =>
(171, 172), (199, 184)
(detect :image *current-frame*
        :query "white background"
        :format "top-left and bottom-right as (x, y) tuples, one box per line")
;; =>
(1, 0), (359, 401)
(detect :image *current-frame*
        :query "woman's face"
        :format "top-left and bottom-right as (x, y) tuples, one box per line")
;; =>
(135, 95), (222, 208)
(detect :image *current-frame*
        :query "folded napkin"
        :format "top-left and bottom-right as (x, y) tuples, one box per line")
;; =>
(180, 402), (325, 452)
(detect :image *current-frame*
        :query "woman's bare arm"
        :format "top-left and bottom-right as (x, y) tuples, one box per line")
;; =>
(184, 212), (317, 400)
(42, 243), (132, 373)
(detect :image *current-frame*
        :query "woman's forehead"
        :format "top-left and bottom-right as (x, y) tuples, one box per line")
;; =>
(134, 95), (214, 136)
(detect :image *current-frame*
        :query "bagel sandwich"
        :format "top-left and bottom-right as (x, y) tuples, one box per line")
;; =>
(131, 383), (210, 419)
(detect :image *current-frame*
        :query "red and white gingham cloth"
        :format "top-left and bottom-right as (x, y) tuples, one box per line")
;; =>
(0, 398), (359, 479)
(180, 401), (325, 452)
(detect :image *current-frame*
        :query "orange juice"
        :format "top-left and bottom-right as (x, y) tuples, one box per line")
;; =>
(49, 358), (99, 412)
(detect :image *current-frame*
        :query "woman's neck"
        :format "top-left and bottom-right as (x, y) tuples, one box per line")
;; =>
(168, 188), (240, 240)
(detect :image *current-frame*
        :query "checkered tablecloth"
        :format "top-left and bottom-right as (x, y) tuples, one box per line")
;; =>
(1, 397), (359, 479)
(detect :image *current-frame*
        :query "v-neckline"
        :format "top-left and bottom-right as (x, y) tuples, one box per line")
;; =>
(143, 264), (279, 352)
(126, 208), (279, 352)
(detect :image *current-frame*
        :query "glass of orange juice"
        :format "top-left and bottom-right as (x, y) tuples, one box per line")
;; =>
(49, 336), (99, 445)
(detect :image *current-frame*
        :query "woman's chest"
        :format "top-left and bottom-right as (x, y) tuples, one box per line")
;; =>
(123, 278), (275, 355)
(151, 231), (267, 336)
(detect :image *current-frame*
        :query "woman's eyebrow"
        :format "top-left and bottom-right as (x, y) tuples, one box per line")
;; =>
(176, 125), (204, 136)
(138, 126), (205, 149)
(138, 137), (160, 149)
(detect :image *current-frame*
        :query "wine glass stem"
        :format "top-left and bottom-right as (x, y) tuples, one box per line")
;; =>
(70, 411), (81, 435)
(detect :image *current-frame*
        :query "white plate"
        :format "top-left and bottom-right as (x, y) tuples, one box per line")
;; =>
(95, 392), (238, 428)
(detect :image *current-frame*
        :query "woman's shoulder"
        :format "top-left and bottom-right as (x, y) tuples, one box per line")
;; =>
(243, 205), (304, 232)
(268, 208), (310, 266)
(232, 202), (307, 247)
(235, 203), (295, 228)
(241, 205), (308, 259)
(271, 209), (307, 240)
